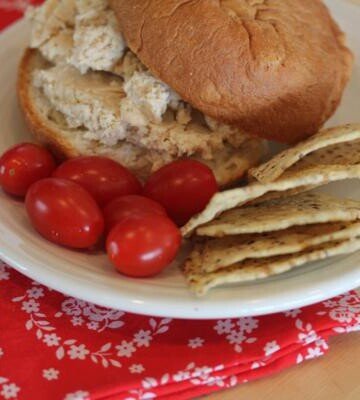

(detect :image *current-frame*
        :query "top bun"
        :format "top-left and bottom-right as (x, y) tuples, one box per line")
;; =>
(110, 0), (353, 143)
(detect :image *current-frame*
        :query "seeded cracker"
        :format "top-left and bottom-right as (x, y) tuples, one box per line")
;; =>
(184, 239), (360, 296)
(192, 221), (360, 272)
(181, 126), (360, 237)
(196, 192), (360, 237)
(250, 124), (360, 183)
(182, 164), (360, 236)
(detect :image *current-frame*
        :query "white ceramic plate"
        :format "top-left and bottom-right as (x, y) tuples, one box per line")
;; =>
(0, 0), (359, 319)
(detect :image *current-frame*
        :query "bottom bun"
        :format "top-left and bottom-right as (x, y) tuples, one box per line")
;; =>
(17, 49), (265, 186)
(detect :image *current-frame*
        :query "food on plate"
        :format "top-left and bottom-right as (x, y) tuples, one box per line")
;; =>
(190, 221), (360, 274)
(250, 124), (360, 183)
(103, 195), (167, 234)
(7, 0), (360, 292)
(17, 0), (270, 187)
(182, 164), (360, 237)
(195, 193), (360, 237)
(180, 122), (360, 295)
(184, 238), (360, 296)
(106, 213), (181, 277)
(182, 124), (360, 236)
(53, 156), (142, 206)
(143, 160), (218, 226)
(111, 0), (353, 143)
(25, 178), (104, 249)
(183, 193), (360, 295)
(0, 142), (56, 196)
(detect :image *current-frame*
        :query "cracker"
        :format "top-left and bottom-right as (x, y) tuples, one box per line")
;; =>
(181, 164), (360, 236)
(250, 124), (360, 183)
(291, 139), (360, 171)
(193, 221), (360, 272)
(196, 192), (360, 237)
(248, 184), (318, 205)
(184, 239), (360, 296)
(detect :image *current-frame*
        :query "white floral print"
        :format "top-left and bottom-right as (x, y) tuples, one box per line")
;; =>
(13, 283), (170, 370)
(62, 299), (124, 332)
(42, 368), (59, 381)
(237, 317), (258, 333)
(296, 320), (322, 345)
(305, 346), (324, 360)
(322, 293), (360, 324)
(134, 330), (152, 348)
(214, 317), (258, 353)
(21, 299), (39, 314)
(67, 345), (90, 360)
(188, 337), (204, 349)
(214, 319), (235, 335)
(64, 390), (90, 400)
(43, 333), (61, 347)
(330, 308), (354, 324)
(169, 363), (234, 388)
(173, 370), (191, 382)
(295, 319), (329, 364)
(251, 360), (266, 370)
(71, 317), (84, 327)
(226, 331), (245, 345)
(129, 364), (145, 374)
(116, 341), (136, 358)
(298, 329), (318, 345)
(0, 383), (20, 399)
(0, 348), (3, 358)
(26, 287), (44, 299)
(263, 340), (280, 356)
(113, 319), (172, 359)
(0, 264), (9, 281)
(297, 337), (328, 364)
(135, 363), (234, 394)
(61, 299), (86, 316)
(323, 300), (338, 308)
(333, 323), (360, 334)
(82, 304), (123, 323)
(284, 309), (302, 318)
(86, 322), (99, 331)
(7, 255), (358, 399)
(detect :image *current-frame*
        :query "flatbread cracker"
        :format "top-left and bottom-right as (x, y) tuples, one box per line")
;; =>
(196, 192), (360, 237)
(245, 184), (319, 205)
(184, 238), (360, 296)
(181, 164), (360, 236)
(250, 124), (360, 183)
(193, 221), (360, 272)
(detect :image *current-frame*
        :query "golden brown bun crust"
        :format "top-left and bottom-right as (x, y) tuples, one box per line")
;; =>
(17, 48), (79, 161)
(110, 0), (353, 143)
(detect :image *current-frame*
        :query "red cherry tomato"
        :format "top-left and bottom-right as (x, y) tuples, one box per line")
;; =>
(143, 160), (218, 226)
(103, 195), (167, 234)
(53, 156), (142, 206)
(0, 143), (56, 196)
(25, 178), (104, 249)
(106, 214), (181, 277)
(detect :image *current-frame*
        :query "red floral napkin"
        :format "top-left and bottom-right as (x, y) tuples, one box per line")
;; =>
(0, 263), (360, 400)
(1, 3), (360, 400)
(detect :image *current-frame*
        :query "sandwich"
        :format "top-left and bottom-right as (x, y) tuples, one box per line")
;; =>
(17, 0), (353, 186)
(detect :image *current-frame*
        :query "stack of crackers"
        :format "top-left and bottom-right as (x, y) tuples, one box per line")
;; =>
(181, 124), (360, 296)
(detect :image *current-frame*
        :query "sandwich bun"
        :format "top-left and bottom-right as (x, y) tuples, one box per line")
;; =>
(110, 0), (353, 143)
(17, 49), (265, 187)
